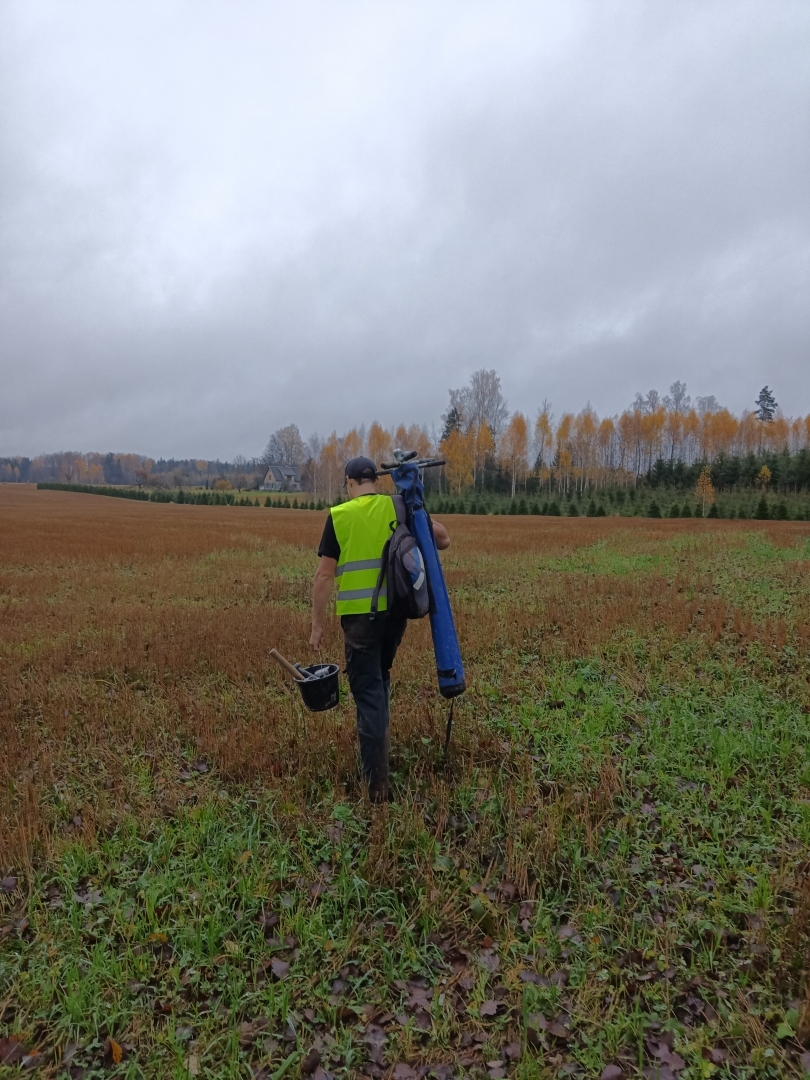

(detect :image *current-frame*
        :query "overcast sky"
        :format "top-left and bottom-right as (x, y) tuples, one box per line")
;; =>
(1, 1), (808, 459)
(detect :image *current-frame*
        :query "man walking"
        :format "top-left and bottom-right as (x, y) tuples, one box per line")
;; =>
(310, 456), (449, 802)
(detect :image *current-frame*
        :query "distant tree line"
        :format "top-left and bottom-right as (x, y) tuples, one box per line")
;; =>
(7, 378), (810, 500)
(2, 453), (263, 492)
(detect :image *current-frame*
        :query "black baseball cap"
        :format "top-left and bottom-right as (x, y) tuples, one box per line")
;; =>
(344, 456), (378, 482)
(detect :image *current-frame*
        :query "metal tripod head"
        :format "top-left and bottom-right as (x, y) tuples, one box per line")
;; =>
(379, 448), (446, 474)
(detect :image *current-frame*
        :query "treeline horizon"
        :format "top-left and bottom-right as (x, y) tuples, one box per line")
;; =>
(4, 373), (810, 496)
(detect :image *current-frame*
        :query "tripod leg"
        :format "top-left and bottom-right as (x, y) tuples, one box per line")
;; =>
(443, 698), (455, 757)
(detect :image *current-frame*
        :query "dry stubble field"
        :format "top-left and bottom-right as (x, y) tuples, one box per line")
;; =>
(1, 484), (810, 1079)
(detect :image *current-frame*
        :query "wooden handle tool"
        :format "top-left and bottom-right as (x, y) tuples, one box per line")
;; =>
(269, 648), (307, 682)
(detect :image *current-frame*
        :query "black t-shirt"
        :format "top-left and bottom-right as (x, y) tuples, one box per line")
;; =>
(317, 514), (340, 560)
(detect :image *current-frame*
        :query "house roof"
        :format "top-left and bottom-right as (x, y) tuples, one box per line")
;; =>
(264, 464), (300, 479)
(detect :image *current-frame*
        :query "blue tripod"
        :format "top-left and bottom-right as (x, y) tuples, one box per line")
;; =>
(379, 450), (465, 749)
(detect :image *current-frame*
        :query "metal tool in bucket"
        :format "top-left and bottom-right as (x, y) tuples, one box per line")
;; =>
(269, 648), (340, 712)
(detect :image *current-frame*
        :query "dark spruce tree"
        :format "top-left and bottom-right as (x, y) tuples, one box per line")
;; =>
(441, 405), (463, 441)
(755, 386), (778, 423)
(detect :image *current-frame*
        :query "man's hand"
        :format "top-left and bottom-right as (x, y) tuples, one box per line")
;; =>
(309, 624), (324, 650)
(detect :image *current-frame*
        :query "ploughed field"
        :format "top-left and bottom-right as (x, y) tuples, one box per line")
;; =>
(1, 484), (810, 1079)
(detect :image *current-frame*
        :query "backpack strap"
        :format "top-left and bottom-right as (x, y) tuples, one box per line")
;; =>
(392, 493), (407, 526)
(370, 496), (405, 620)
(369, 537), (391, 621)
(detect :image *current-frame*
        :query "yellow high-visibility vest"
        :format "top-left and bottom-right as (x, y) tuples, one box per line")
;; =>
(330, 494), (396, 615)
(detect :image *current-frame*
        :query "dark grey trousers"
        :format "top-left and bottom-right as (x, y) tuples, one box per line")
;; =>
(341, 612), (407, 796)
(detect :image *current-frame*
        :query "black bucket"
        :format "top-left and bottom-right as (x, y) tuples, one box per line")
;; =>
(295, 663), (340, 712)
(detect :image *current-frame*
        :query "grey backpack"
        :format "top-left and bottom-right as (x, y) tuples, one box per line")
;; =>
(370, 495), (430, 620)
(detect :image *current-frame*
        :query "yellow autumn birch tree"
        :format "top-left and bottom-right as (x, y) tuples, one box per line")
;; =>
(500, 412), (529, 497)
(695, 466), (715, 516)
(441, 428), (474, 493)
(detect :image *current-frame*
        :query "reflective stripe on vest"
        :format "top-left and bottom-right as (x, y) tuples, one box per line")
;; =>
(334, 558), (383, 577)
(330, 494), (396, 615)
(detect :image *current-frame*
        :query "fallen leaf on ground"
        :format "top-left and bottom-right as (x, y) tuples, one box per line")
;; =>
(702, 1048), (726, 1065)
(258, 910), (279, 935)
(301, 1049), (322, 1075)
(557, 924), (582, 944)
(549, 1020), (570, 1039)
(478, 950), (500, 972)
(0, 1039), (23, 1066)
(270, 958), (290, 980)
(480, 1000), (499, 1017)
(103, 1037), (123, 1065)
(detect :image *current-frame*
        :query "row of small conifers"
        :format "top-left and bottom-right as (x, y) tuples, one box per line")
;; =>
(35, 482), (803, 519)
(35, 482), (327, 508)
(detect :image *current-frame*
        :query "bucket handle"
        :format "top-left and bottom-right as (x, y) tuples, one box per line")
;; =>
(269, 648), (306, 682)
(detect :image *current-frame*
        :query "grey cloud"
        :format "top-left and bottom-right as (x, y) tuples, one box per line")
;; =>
(1, 0), (808, 458)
